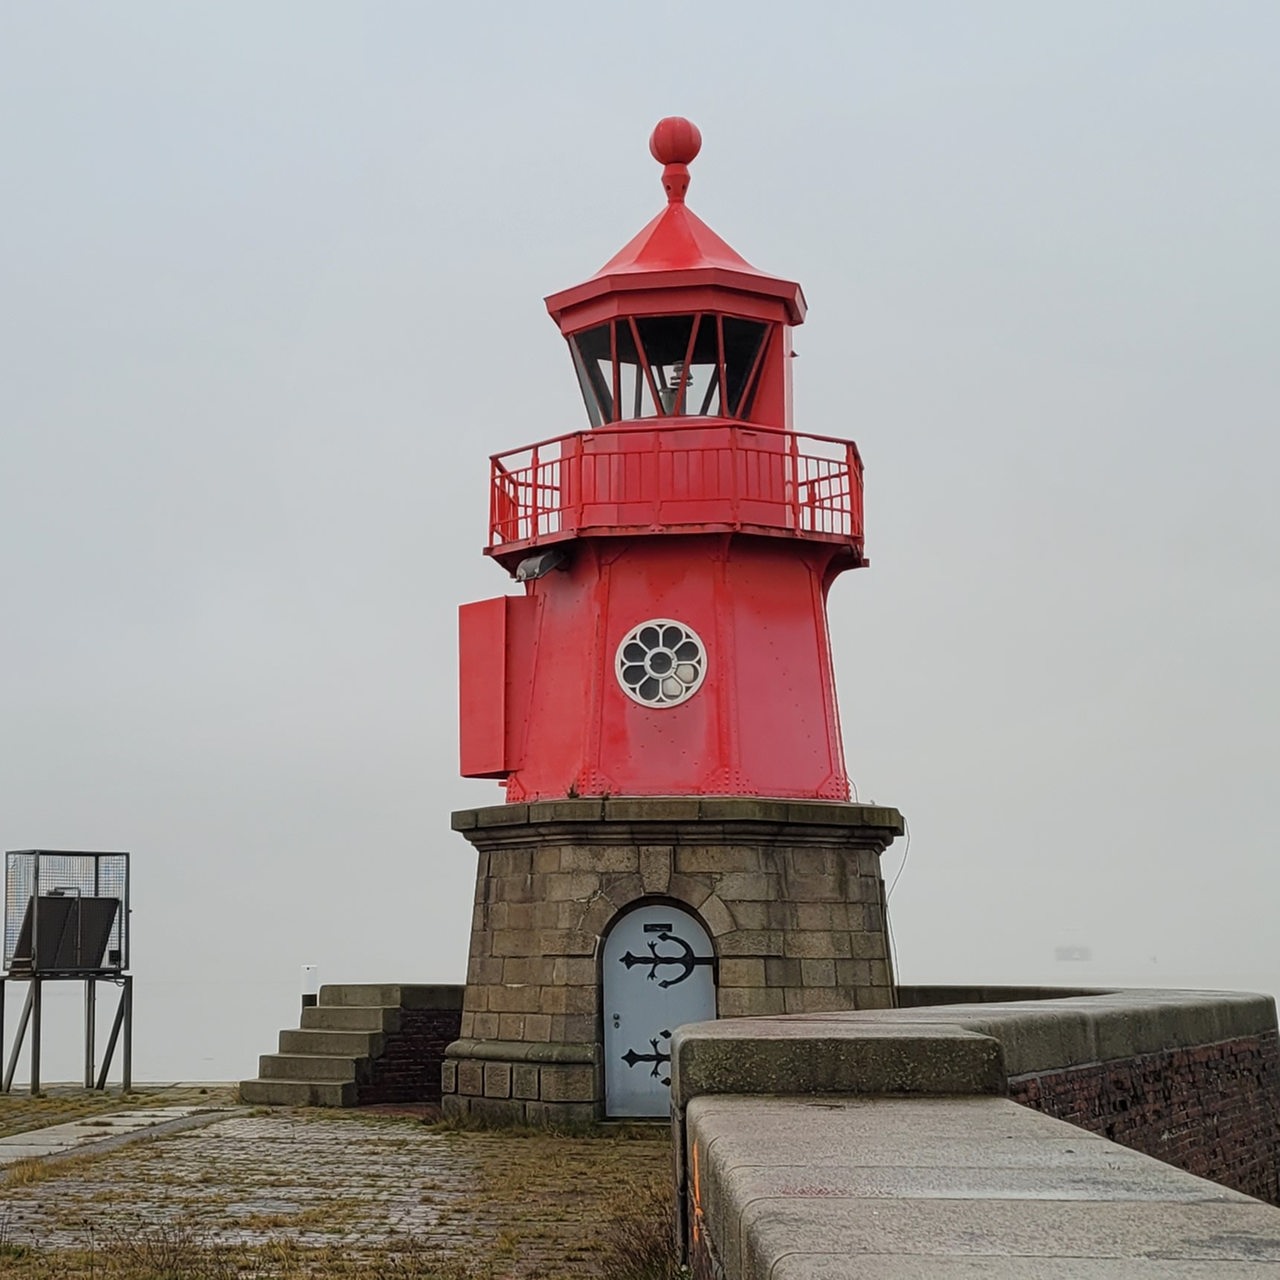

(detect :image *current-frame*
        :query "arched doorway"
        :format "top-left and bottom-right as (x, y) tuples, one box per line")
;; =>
(601, 901), (716, 1117)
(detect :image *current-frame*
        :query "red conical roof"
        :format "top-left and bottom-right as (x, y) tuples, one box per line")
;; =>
(593, 202), (759, 276)
(545, 118), (806, 328)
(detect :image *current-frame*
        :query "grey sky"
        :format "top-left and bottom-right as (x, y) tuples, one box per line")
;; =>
(1, 2), (1277, 1079)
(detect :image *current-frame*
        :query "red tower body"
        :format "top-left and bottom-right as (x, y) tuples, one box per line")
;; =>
(460, 120), (865, 802)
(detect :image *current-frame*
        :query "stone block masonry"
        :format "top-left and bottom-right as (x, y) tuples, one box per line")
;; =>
(443, 797), (904, 1122)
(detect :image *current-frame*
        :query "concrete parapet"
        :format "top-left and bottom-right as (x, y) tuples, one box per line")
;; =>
(672, 987), (1279, 1107)
(672, 986), (1280, 1274)
(684, 1095), (1280, 1280)
(671, 1021), (1004, 1104)
(869, 987), (1277, 1076)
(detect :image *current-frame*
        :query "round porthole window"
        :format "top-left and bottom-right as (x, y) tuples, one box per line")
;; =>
(616, 619), (707, 707)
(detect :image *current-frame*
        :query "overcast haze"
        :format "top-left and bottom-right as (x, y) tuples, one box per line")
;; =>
(2, 2), (1277, 1082)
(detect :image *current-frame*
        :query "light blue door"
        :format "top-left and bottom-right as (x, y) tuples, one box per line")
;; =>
(602, 903), (716, 1117)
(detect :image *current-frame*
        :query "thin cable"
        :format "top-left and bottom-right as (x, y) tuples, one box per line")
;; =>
(887, 814), (911, 900)
(881, 816), (910, 1002)
(885, 890), (901, 1000)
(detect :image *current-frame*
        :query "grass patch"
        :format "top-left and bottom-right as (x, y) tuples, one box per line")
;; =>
(0, 1225), (489, 1278)
(596, 1175), (689, 1280)
(2, 1149), (109, 1189)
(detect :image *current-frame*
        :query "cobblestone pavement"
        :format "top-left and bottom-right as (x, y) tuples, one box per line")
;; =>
(0, 1106), (671, 1277)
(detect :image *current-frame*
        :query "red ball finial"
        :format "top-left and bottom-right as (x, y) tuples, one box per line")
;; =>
(649, 117), (702, 166)
(649, 117), (702, 204)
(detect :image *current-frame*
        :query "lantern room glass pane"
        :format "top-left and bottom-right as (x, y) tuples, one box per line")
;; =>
(615, 320), (657, 419)
(681, 317), (722, 416)
(723, 318), (769, 418)
(570, 325), (612, 427)
(635, 315), (696, 417)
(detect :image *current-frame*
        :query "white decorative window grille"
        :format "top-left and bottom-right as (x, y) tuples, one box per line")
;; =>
(616, 620), (707, 707)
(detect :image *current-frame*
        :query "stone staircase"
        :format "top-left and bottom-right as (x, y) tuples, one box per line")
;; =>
(240, 983), (463, 1108)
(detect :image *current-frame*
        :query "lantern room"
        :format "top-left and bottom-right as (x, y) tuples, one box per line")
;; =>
(564, 314), (774, 426)
(459, 118), (867, 803)
(545, 117), (804, 435)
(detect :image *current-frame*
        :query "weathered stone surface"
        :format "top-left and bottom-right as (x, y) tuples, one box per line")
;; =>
(666, 872), (714, 907)
(445, 1038), (598, 1064)
(524, 1100), (598, 1128)
(488, 984), (547, 1014)
(551, 957), (596, 986)
(720, 958), (766, 987)
(726, 899), (778, 930)
(549, 1014), (596, 1042)
(799, 958), (836, 987)
(558, 844), (638, 873)
(512, 1063), (540, 1099)
(719, 987), (786, 1018)
(782, 930), (850, 959)
(697, 892), (735, 937)
(540, 1063), (598, 1103)
(718, 929), (785, 956)
(526, 799), (606, 824)
(670, 1021), (1006, 1108)
(676, 844), (763, 875)
(456, 1060), (483, 1096)
(483, 1062), (512, 1098)
(638, 845), (673, 893)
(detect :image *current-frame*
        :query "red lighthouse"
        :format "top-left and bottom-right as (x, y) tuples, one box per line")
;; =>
(447, 121), (901, 1124)
(460, 118), (865, 802)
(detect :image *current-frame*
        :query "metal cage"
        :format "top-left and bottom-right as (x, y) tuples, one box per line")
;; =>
(4, 851), (129, 977)
(2, 851), (132, 1094)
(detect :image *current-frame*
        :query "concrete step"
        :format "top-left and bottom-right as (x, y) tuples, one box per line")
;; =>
(318, 984), (409, 1008)
(301, 1005), (401, 1033)
(240, 1077), (357, 1108)
(257, 1053), (366, 1083)
(279, 1028), (383, 1057)
(318, 983), (464, 1010)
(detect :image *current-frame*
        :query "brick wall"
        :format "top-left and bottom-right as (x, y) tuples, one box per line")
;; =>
(359, 1006), (464, 1106)
(1010, 1031), (1280, 1205)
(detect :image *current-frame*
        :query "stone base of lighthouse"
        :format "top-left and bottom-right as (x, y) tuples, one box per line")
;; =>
(442, 797), (904, 1124)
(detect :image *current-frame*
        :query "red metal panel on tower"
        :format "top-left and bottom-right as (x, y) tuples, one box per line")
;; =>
(459, 595), (539, 778)
(458, 597), (511, 779)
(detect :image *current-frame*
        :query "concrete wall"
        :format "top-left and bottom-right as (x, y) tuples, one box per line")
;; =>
(670, 987), (1280, 1276)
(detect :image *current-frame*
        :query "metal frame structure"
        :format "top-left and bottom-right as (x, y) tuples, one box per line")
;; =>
(1, 851), (132, 1094)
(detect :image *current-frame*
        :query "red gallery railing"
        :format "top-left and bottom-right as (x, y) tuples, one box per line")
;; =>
(488, 422), (864, 556)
